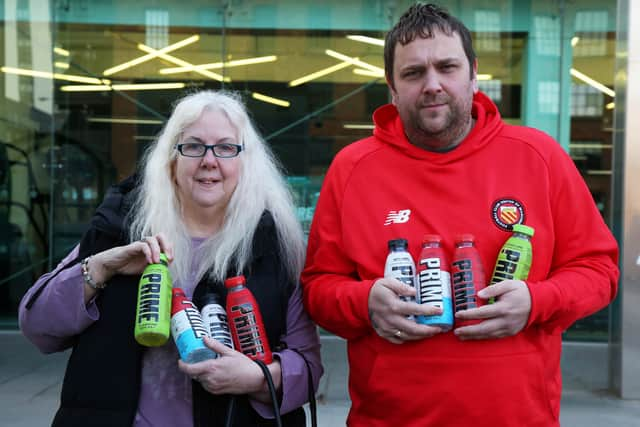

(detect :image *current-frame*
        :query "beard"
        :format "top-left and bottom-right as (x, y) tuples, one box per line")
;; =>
(401, 92), (474, 152)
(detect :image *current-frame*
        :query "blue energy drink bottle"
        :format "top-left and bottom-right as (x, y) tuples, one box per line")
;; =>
(170, 288), (217, 363)
(415, 235), (454, 331)
(134, 253), (172, 346)
(200, 292), (234, 351)
(384, 238), (417, 320)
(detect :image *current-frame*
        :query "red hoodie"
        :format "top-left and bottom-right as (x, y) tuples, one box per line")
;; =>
(302, 92), (619, 427)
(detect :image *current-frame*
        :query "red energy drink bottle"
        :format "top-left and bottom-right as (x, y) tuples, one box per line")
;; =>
(170, 288), (216, 363)
(450, 234), (486, 326)
(224, 275), (272, 364)
(416, 235), (453, 331)
(384, 238), (417, 321)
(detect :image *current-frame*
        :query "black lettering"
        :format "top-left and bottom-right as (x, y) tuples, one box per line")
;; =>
(503, 249), (521, 263)
(142, 273), (162, 283)
(452, 259), (471, 270)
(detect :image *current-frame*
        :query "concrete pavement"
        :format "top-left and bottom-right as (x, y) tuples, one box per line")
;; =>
(2, 331), (640, 426)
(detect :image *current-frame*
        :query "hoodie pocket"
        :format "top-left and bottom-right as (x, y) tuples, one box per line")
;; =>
(356, 349), (556, 427)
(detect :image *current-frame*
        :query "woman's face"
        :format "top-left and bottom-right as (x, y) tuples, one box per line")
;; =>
(173, 109), (241, 219)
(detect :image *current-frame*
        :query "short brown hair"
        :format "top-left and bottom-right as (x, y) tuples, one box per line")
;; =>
(384, 3), (476, 87)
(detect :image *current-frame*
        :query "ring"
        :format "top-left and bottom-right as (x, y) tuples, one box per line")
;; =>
(394, 329), (403, 338)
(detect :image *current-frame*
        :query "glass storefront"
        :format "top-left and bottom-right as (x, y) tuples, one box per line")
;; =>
(0, 0), (620, 343)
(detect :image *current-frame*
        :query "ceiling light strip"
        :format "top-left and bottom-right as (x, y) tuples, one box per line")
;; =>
(137, 44), (229, 82)
(353, 68), (384, 78)
(88, 117), (163, 124)
(60, 82), (186, 92)
(1, 66), (107, 84)
(346, 35), (385, 46)
(160, 55), (278, 74)
(343, 123), (375, 129)
(103, 34), (200, 76)
(570, 68), (615, 97)
(251, 92), (290, 108)
(289, 61), (354, 87)
(325, 49), (384, 74)
(53, 47), (70, 56)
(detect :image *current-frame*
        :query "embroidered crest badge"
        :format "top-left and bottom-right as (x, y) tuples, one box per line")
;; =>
(491, 198), (525, 231)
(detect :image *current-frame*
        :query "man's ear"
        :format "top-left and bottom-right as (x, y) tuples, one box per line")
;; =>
(471, 59), (479, 93)
(386, 75), (398, 105)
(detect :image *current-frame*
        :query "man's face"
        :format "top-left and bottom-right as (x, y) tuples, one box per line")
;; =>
(388, 30), (478, 151)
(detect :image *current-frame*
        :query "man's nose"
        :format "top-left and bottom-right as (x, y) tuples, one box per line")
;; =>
(422, 71), (443, 93)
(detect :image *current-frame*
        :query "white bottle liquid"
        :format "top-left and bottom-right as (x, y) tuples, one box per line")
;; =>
(384, 238), (417, 320)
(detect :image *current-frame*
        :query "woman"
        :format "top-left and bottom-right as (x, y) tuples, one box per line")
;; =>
(19, 90), (322, 427)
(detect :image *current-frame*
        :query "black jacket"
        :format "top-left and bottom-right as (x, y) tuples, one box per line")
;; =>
(26, 176), (305, 427)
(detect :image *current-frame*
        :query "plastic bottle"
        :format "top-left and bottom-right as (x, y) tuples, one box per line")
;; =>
(200, 292), (234, 350)
(224, 275), (272, 364)
(170, 288), (217, 363)
(415, 235), (453, 331)
(488, 224), (535, 304)
(384, 238), (417, 320)
(134, 253), (172, 346)
(450, 234), (486, 326)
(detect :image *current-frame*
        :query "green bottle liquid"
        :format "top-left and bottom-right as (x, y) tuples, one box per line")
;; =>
(134, 253), (172, 346)
(488, 224), (534, 304)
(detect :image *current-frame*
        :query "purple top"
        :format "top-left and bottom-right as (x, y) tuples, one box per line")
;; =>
(19, 241), (322, 427)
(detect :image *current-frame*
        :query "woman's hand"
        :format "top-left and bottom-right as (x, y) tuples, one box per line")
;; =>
(178, 337), (282, 402)
(82, 234), (173, 301)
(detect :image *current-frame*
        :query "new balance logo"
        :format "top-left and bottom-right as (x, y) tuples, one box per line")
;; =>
(384, 209), (411, 225)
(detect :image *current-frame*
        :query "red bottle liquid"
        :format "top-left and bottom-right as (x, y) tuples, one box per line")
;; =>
(450, 234), (486, 327)
(224, 275), (272, 364)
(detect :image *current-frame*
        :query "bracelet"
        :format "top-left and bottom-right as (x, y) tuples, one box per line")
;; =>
(81, 256), (107, 290)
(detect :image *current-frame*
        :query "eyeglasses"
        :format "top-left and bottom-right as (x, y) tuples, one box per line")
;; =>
(175, 142), (243, 158)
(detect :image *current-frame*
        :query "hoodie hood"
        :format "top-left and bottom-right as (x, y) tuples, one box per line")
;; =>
(372, 91), (504, 164)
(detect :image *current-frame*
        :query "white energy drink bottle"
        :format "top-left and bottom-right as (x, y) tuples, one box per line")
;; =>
(384, 238), (417, 320)
(200, 292), (234, 351)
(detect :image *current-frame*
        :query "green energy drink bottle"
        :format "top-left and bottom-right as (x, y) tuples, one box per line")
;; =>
(134, 253), (173, 346)
(488, 224), (534, 304)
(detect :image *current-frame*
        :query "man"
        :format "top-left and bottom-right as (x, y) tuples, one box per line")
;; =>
(301, 3), (618, 427)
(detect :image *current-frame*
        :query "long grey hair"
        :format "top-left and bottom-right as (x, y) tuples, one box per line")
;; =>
(129, 90), (305, 285)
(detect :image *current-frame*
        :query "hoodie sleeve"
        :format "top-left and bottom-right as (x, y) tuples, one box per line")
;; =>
(19, 245), (100, 353)
(301, 156), (375, 340)
(526, 142), (619, 334)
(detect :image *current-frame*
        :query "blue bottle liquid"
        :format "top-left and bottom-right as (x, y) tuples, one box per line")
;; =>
(170, 288), (216, 363)
(415, 235), (453, 331)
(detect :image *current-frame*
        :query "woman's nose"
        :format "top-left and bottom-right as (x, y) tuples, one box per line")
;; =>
(200, 147), (218, 167)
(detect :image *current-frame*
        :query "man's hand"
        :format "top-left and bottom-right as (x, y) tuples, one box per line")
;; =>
(453, 280), (531, 340)
(368, 277), (443, 344)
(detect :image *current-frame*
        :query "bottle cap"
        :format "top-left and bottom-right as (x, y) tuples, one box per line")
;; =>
(224, 275), (246, 289)
(200, 291), (223, 307)
(172, 287), (186, 298)
(422, 234), (441, 244)
(455, 233), (475, 244)
(512, 224), (535, 237)
(171, 287), (188, 316)
(388, 238), (408, 250)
